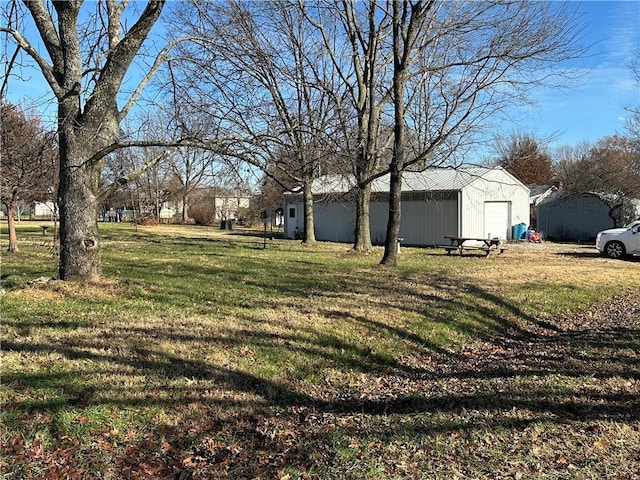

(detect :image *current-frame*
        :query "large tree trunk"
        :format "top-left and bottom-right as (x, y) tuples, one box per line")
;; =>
(353, 182), (372, 252)
(6, 203), (19, 253)
(55, 79), (117, 280)
(302, 182), (316, 244)
(380, 0), (409, 267)
(58, 161), (102, 280)
(57, 111), (109, 280)
(380, 165), (402, 265)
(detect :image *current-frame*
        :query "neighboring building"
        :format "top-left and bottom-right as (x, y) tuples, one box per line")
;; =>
(529, 185), (557, 207)
(212, 194), (251, 221)
(537, 191), (640, 242)
(186, 189), (252, 226)
(159, 202), (180, 220)
(33, 201), (57, 218)
(113, 193), (250, 224)
(284, 167), (530, 246)
(0, 201), (57, 220)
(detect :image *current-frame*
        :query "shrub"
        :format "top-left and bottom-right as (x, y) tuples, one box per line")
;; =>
(188, 199), (217, 226)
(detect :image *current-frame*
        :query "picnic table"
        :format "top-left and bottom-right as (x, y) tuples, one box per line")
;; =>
(440, 235), (506, 257)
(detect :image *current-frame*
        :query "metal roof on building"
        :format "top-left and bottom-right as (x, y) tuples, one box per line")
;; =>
(310, 167), (510, 195)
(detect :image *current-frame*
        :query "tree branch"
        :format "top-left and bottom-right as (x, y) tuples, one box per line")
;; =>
(84, 1), (165, 119)
(119, 37), (196, 120)
(23, 0), (63, 66)
(96, 147), (173, 203)
(0, 26), (63, 97)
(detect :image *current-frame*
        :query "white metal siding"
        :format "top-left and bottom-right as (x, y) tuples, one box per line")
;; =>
(460, 171), (529, 239)
(288, 168), (529, 245)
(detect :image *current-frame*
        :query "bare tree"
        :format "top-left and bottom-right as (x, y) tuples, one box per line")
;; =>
(305, 0), (394, 252)
(103, 106), (224, 224)
(377, 0), (586, 265)
(132, 149), (174, 223)
(552, 142), (592, 188)
(102, 142), (174, 223)
(555, 135), (640, 226)
(168, 0), (342, 244)
(168, 148), (218, 223)
(380, 0), (424, 265)
(0, 1), (183, 280)
(1, 102), (57, 252)
(306, 1), (585, 259)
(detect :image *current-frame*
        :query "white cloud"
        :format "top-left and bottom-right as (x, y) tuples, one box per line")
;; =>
(603, 2), (640, 61)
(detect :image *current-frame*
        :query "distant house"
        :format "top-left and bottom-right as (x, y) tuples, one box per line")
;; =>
(159, 202), (181, 220)
(186, 189), (252, 226)
(33, 201), (57, 218)
(284, 167), (530, 246)
(0, 201), (57, 220)
(212, 194), (251, 221)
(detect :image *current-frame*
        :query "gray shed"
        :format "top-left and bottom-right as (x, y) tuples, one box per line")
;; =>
(284, 167), (530, 246)
(536, 192), (615, 242)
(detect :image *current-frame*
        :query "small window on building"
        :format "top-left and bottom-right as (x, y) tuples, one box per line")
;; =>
(289, 207), (296, 218)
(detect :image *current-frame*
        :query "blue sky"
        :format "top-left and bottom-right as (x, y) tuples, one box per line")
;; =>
(4, 1), (639, 156)
(509, 1), (639, 150)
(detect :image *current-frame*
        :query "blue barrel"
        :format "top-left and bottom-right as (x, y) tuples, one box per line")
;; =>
(512, 223), (526, 240)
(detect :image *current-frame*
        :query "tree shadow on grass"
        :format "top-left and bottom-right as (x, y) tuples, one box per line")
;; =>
(4, 287), (639, 426)
(4, 234), (640, 467)
(3, 288), (639, 480)
(6, 231), (640, 478)
(318, 271), (564, 340)
(4, 327), (638, 424)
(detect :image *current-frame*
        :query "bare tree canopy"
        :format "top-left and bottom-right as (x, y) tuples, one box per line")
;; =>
(167, 0), (350, 243)
(361, 0), (586, 264)
(301, 0), (586, 256)
(304, 0), (394, 252)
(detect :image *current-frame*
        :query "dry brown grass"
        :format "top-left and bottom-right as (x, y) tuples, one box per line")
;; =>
(466, 241), (630, 279)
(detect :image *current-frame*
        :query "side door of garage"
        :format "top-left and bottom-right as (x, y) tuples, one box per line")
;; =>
(286, 205), (300, 239)
(484, 201), (510, 239)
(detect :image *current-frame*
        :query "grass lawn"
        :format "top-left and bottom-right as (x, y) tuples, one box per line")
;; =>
(2, 222), (639, 479)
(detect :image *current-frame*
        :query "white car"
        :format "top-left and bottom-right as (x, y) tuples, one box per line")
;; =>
(595, 220), (640, 258)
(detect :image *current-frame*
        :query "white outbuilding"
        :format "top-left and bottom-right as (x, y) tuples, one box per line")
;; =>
(283, 167), (530, 246)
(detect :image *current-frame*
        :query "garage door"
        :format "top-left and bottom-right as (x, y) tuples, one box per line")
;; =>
(484, 202), (510, 239)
